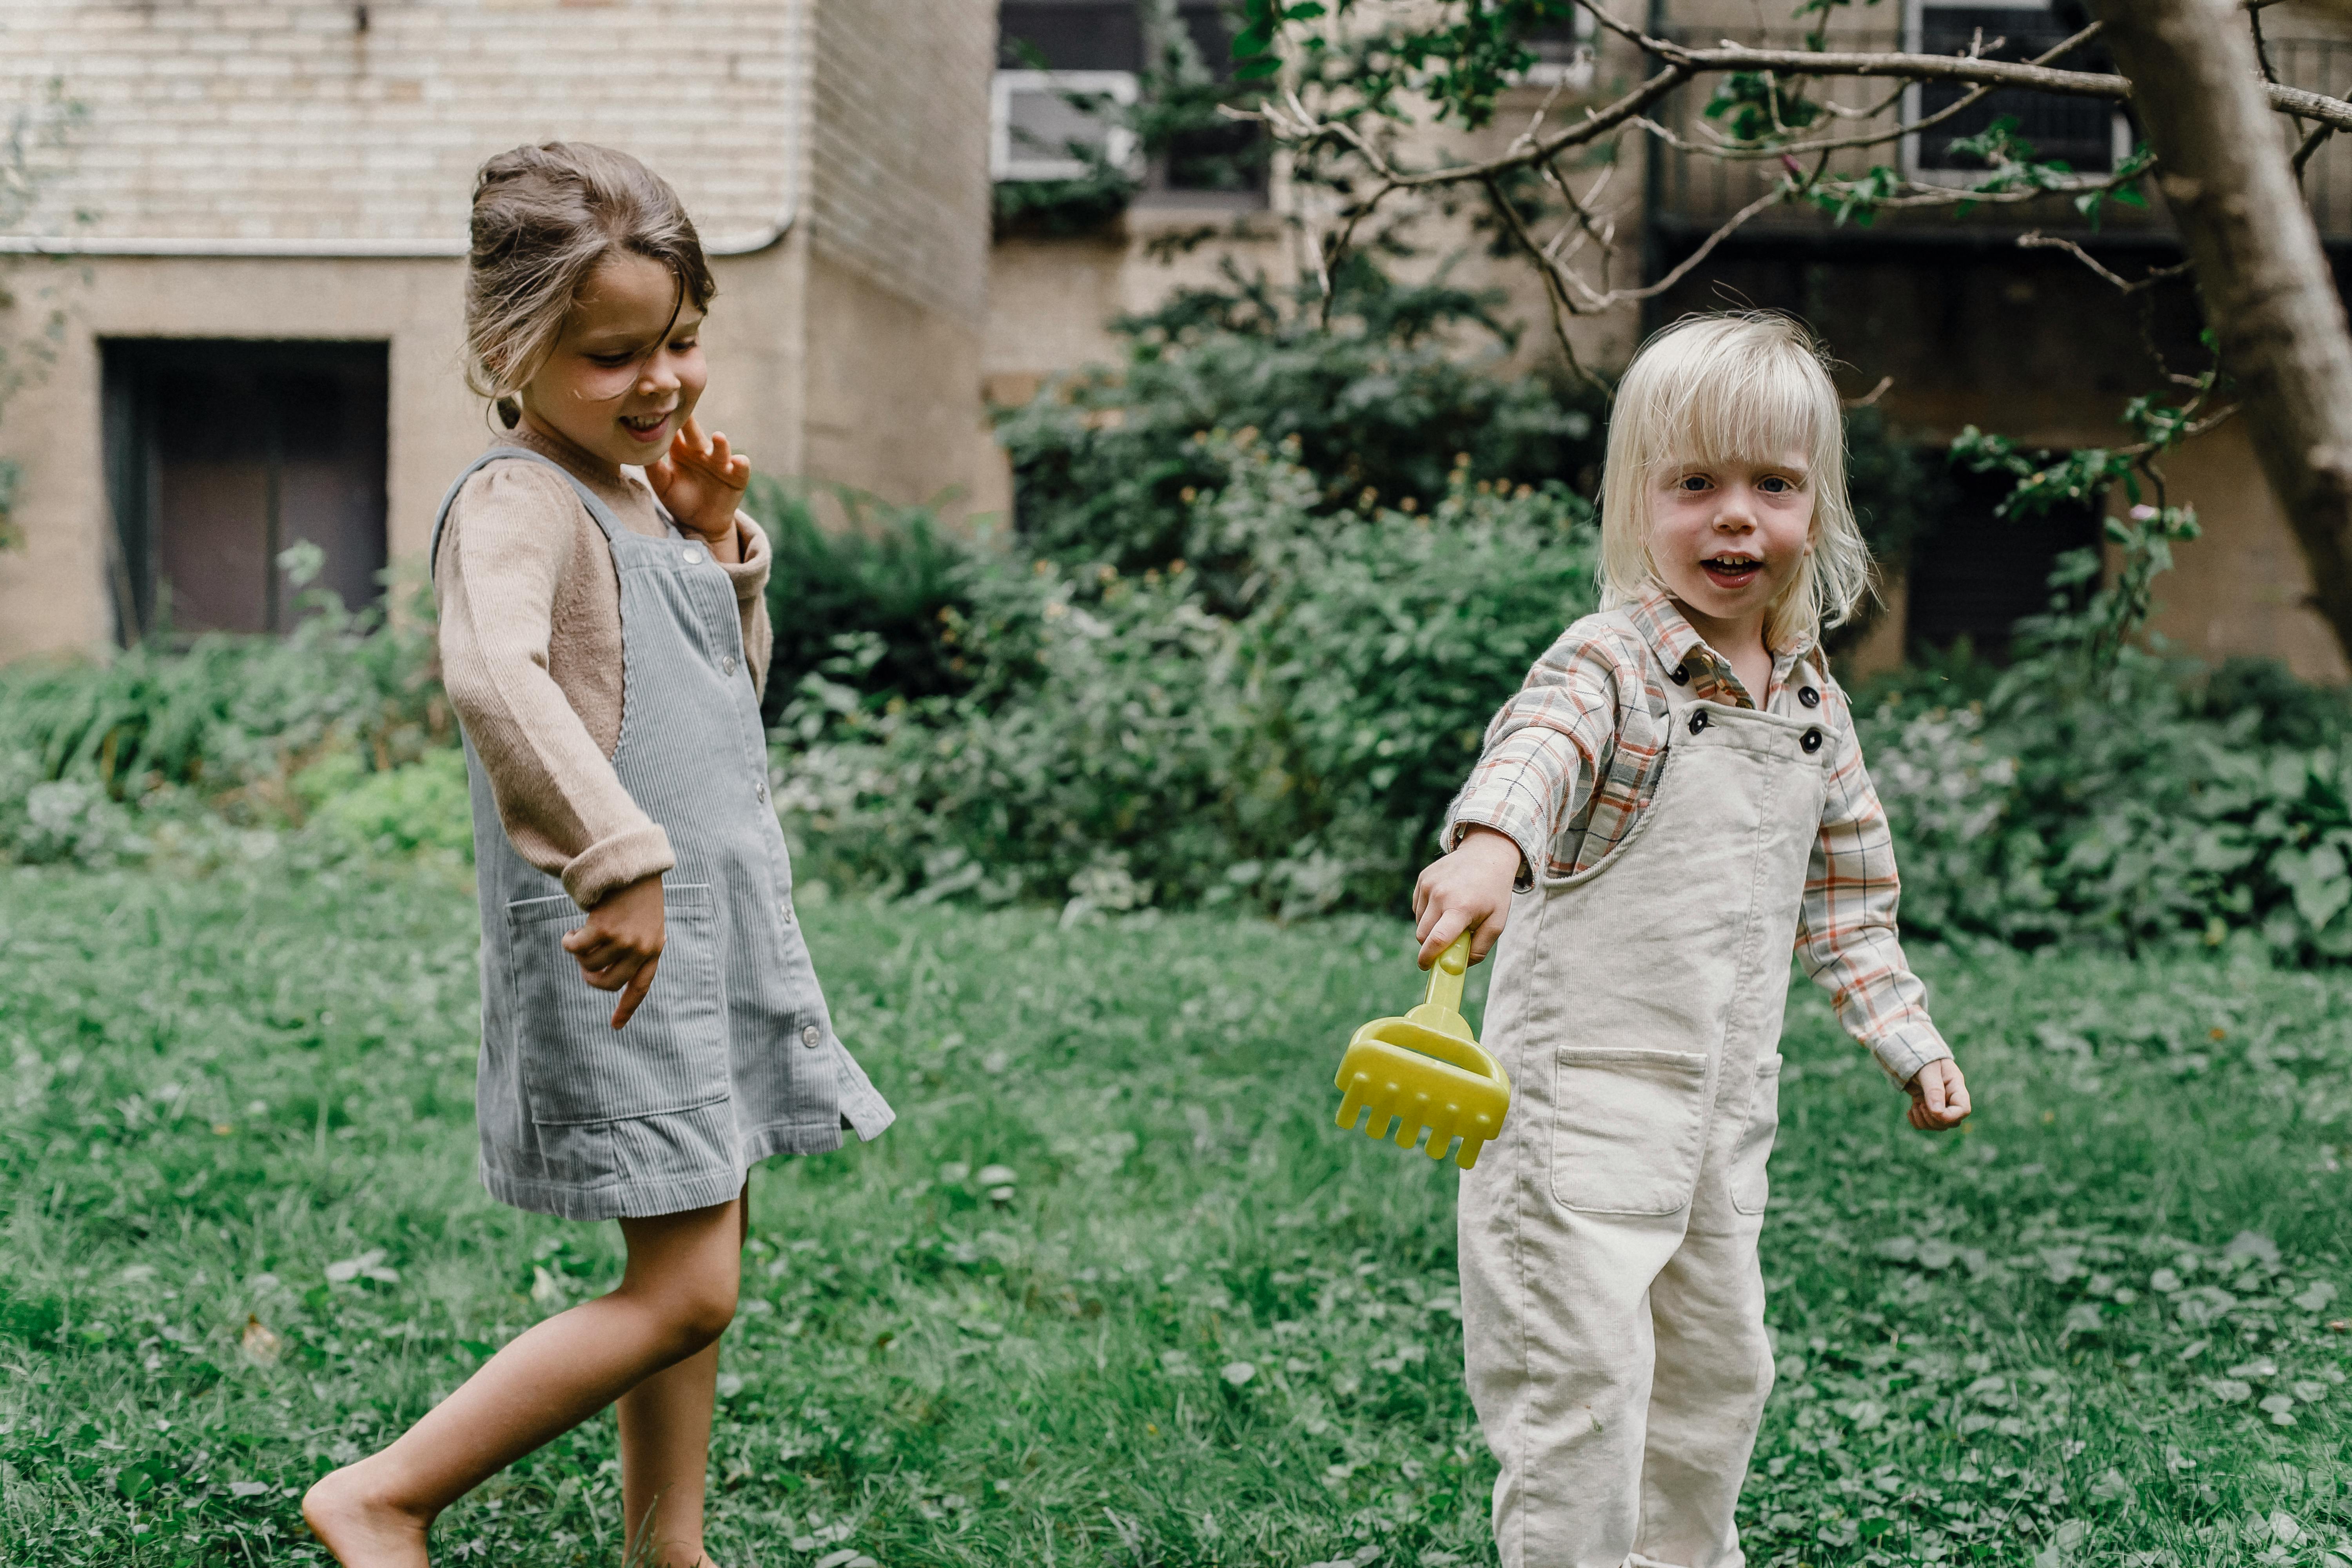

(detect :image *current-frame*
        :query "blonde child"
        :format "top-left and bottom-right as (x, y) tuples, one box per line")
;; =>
(1414, 312), (1970, 1568)
(303, 143), (892, 1568)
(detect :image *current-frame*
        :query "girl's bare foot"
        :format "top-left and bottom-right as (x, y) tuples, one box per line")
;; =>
(302, 1462), (432, 1568)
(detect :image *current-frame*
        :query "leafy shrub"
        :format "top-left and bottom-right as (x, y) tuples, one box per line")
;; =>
(1863, 594), (2352, 963)
(995, 266), (1606, 586)
(0, 583), (448, 864)
(746, 477), (978, 726)
(294, 745), (472, 858)
(0, 586), (443, 813)
(775, 435), (1599, 915)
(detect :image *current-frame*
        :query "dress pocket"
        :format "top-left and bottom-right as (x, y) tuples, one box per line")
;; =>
(1730, 1054), (1784, 1216)
(506, 883), (730, 1126)
(1549, 1046), (1710, 1214)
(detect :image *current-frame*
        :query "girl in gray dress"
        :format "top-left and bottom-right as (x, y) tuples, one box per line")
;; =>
(305, 142), (892, 1568)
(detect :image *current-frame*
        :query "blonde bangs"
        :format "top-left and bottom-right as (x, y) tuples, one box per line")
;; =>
(1597, 311), (1872, 655)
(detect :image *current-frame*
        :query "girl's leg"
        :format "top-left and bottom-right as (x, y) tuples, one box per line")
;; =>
(302, 1195), (744, 1568)
(616, 1183), (751, 1567)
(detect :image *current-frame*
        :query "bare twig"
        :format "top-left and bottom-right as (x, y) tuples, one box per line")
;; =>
(1484, 174), (1614, 400)
(1843, 375), (1894, 409)
(2295, 119), (2336, 179)
(2015, 232), (2184, 294)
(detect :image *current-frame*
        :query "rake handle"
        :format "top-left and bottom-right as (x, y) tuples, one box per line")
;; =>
(1423, 929), (1471, 1016)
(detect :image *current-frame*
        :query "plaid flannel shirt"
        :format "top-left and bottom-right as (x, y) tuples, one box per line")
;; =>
(1441, 588), (1951, 1087)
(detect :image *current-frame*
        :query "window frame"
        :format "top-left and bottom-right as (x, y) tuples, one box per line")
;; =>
(991, 68), (1142, 181)
(1900, 0), (2129, 184)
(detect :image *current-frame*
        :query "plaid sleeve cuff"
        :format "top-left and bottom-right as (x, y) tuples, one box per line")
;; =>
(1443, 760), (1562, 892)
(1867, 1021), (1953, 1089)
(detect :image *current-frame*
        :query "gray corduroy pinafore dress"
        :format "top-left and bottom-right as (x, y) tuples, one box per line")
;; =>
(431, 447), (894, 1222)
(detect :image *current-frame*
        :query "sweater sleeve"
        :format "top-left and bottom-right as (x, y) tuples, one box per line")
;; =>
(716, 511), (774, 701)
(435, 462), (675, 908)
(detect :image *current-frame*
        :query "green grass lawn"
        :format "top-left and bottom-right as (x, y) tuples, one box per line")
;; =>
(2, 858), (2350, 1567)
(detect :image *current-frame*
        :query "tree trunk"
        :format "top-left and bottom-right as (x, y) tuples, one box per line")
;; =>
(2088, 0), (2352, 668)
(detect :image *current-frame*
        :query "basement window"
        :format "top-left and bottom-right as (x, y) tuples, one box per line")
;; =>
(101, 339), (388, 643)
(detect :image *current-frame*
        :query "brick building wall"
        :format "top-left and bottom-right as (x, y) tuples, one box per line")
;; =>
(2, 0), (801, 246)
(0, 0), (998, 660)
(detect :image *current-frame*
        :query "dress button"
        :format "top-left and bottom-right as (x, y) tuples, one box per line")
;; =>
(754, 779), (768, 801)
(1798, 686), (1820, 708)
(801, 1024), (822, 1049)
(779, 898), (795, 925)
(680, 544), (700, 564)
(1669, 663), (1690, 686)
(1687, 710), (1709, 736)
(722, 655), (739, 677)
(1801, 727), (1824, 754)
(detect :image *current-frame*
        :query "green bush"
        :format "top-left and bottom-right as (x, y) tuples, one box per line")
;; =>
(295, 745), (473, 859)
(775, 435), (1600, 916)
(1863, 598), (2352, 962)
(0, 583), (448, 865)
(746, 477), (978, 726)
(0, 586), (442, 808)
(995, 267), (1606, 588)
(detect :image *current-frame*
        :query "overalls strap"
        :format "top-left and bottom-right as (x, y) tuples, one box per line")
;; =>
(427, 446), (628, 581)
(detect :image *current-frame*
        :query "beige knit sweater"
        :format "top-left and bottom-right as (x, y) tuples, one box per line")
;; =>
(433, 424), (773, 909)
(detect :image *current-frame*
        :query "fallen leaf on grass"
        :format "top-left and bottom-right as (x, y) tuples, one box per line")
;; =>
(240, 1315), (282, 1367)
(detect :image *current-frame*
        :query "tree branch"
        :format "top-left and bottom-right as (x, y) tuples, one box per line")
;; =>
(1573, 11), (2352, 136)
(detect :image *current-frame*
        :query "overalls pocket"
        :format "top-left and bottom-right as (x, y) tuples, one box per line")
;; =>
(1549, 1046), (1709, 1214)
(506, 883), (731, 1126)
(1729, 1054), (1784, 1215)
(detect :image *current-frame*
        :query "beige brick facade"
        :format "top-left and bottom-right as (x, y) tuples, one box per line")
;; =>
(0, 0), (997, 659)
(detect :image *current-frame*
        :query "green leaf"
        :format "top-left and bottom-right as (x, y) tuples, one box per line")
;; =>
(1233, 24), (1274, 56)
(1234, 54), (1283, 79)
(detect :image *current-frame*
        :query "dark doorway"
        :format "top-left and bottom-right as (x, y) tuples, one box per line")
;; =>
(101, 339), (389, 642)
(1906, 459), (2104, 659)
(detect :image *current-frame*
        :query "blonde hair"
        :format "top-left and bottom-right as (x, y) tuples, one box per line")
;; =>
(1597, 311), (1870, 653)
(464, 142), (716, 428)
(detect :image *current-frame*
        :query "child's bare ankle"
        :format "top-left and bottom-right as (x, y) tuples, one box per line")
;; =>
(301, 1461), (432, 1568)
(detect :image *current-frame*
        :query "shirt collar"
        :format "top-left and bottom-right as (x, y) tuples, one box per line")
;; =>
(1627, 586), (1812, 710)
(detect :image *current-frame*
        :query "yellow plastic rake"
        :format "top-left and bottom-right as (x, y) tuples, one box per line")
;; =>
(1332, 931), (1512, 1170)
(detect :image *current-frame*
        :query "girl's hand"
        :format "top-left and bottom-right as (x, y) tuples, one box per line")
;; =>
(1412, 826), (1524, 969)
(647, 416), (751, 560)
(1904, 1058), (1971, 1131)
(562, 873), (666, 1029)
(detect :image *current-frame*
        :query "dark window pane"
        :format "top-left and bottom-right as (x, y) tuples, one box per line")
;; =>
(1000, 0), (1143, 70)
(1160, 0), (1268, 194)
(1918, 4), (2112, 172)
(1907, 459), (2103, 658)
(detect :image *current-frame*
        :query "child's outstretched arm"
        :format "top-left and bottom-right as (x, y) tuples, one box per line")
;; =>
(1793, 681), (1970, 1131)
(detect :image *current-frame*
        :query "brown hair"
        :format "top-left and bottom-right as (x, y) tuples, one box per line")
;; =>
(464, 142), (717, 427)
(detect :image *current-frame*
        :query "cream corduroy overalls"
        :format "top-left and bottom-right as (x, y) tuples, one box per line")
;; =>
(1459, 613), (1830, 1568)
